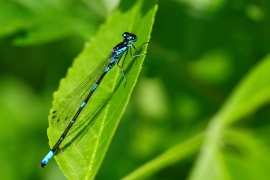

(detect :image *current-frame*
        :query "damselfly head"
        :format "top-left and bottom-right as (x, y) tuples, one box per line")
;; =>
(122, 32), (137, 42)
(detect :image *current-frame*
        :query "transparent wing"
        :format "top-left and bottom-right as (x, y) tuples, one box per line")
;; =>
(50, 53), (113, 130)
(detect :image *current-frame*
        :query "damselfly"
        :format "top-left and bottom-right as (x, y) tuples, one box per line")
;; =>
(40, 32), (148, 168)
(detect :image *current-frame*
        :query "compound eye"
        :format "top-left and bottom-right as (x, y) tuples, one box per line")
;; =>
(132, 35), (137, 42)
(122, 32), (129, 38)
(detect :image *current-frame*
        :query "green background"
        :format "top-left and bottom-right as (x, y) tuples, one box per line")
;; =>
(0, 0), (270, 179)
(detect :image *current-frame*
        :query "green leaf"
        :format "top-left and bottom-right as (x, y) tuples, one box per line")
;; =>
(122, 133), (204, 180)
(217, 53), (270, 125)
(189, 54), (270, 180)
(0, 2), (32, 37)
(12, 13), (97, 45)
(0, 1), (100, 45)
(46, 0), (157, 179)
(223, 128), (270, 180)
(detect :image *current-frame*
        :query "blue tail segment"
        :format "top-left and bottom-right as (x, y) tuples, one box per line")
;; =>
(40, 32), (148, 168)
(40, 151), (54, 168)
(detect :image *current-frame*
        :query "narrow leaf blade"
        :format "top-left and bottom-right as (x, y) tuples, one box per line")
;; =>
(46, 0), (157, 179)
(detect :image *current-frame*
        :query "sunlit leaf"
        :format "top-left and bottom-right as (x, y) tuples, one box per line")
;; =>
(46, 0), (157, 179)
(189, 54), (270, 180)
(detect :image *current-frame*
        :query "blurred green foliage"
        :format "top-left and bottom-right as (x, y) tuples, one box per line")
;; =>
(0, 0), (270, 179)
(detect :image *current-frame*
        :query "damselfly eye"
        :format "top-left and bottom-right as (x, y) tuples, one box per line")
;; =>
(122, 32), (129, 38)
(122, 32), (137, 42)
(131, 35), (137, 42)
